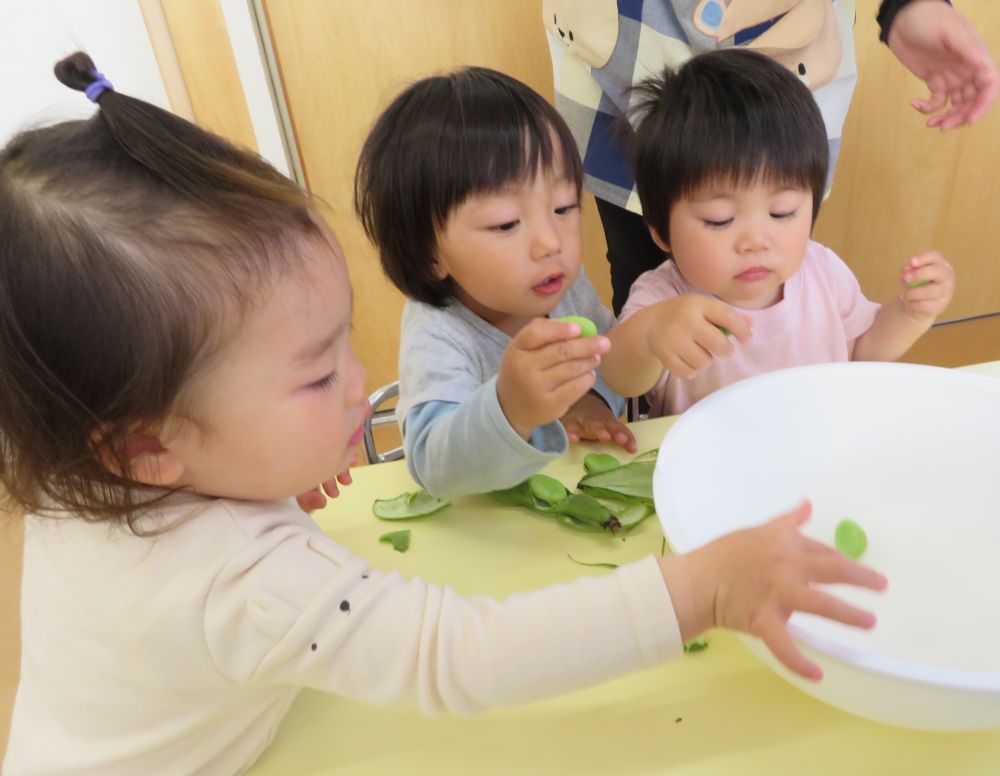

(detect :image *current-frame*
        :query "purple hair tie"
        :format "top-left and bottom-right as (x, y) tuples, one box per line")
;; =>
(85, 72), (114, 103)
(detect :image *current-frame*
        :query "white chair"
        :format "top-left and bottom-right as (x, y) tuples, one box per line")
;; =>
(363, 381), (404, 464)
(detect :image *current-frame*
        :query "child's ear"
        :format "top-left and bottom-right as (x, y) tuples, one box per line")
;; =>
(431, 260), (450, 281)
(94, 431), (186, 487)
(647, 224), (671, 254)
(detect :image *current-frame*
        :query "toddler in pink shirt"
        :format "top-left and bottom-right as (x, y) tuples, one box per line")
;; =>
(601, 49), (955, 416)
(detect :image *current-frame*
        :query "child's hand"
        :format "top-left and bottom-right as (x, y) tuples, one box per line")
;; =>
(296, 451), (358, 512)
(646, 295), (752, 380)
(899, 251), (955, 321)
(660, 501), (888, 680)
(560, 391), (637, 452)
(498, 318), (610, 440)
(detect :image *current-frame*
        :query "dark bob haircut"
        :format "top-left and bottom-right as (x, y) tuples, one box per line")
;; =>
(629, 48), (829, 246)
(355, 67), (583, 307)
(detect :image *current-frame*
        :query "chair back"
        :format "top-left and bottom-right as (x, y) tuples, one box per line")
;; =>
(363, 381), (404, 464)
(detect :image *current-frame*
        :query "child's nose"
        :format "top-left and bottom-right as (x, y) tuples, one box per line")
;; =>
(347, 348), (368, 402)
(530, 217), (561, 260)
(736, 224), (770, 254)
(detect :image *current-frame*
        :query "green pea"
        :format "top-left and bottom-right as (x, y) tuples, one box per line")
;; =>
(583, 452), (620, 475)
(835, 518), (868, 559)
(906, 279), (931, 289)
(557, 315), (598, 338)
(527, 474), (569, 506)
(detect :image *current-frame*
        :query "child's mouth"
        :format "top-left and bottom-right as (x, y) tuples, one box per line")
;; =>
(736, 266), (771, 282)
(533, 273), (564, 295)
(348, 401), (372, 448)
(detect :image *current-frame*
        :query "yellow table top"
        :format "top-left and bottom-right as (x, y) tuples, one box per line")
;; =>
(250, 362), (1000, 775)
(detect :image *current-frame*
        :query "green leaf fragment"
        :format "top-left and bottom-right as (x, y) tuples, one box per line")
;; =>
(596, 497), (653, 529)
(487, 479), (536, 509)
(557, 315), (598, 338)
(550, 492), (619, 530)
(906, 279), (931, 289)
(715, 325), (732, 336)
(578, 460), (655, 503)
(372, 489), (451, 520)
(567, 553), (618, 569)
(632, 449), (659, 463)
(583, 452), (620, 475)
(683, 636), (708, 653)
(379, 529), (412, 553)
(834, 518), (868, 559)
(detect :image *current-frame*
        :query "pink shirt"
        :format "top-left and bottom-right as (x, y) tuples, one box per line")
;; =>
(619, 241), (881, 417)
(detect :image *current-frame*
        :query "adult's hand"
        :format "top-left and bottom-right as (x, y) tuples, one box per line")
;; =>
(887, 0), (998, 130)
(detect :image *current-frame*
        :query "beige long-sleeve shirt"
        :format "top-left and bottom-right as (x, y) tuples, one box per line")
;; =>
(6, 494), (682, 775)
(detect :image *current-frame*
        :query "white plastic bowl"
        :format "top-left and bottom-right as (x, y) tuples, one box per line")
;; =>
(654, 362), (1000, 731)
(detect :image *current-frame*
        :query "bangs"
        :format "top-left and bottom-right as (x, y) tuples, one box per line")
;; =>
(426, 70), (582, 228)
(630, 50), (830, 241)
(670, 97), (827, 203)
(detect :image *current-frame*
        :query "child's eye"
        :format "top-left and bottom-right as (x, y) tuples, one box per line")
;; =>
(307, 371), (338, 391)
(490, 220), (519, 232)
(771, 210), (798, 220)
(703, 218), (732, 228)
(554, 203), (579, 216)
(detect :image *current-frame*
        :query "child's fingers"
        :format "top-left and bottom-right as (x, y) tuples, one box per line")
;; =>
(323, 479), (344, 497)
(542, 355), (604, 388)
(759, 622), (823, 681)
(900, 277), (953, 315)
(903, 250), (949, 276)
(788, 587), (878, 630)
(591, 425), (612, 442)
(537, 335), (611, 368)
(706, 302), (753, 344)
(549, 370), (598, 409)
(296, 488), (327, 512)
(767, 500), (813, 529)
(800, 553), (888, 589)
(901, 292), (949, 315)
(705, 328), (737, 357)
(901, 281), (945, 300)
(513, 335), (608, 374)
(613, 424), (638, 452)
(513, 317), (600, 352)
(904, 299), (948, 316)
(561, 418), (583, 443)
(577, 417), (615, 442)
(569, 414), (637, 451)
(664, 341), (714, 379)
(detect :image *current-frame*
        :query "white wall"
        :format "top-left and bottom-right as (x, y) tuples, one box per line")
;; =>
(1, 0), (169, 144)
(219, 0), (295, 179)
